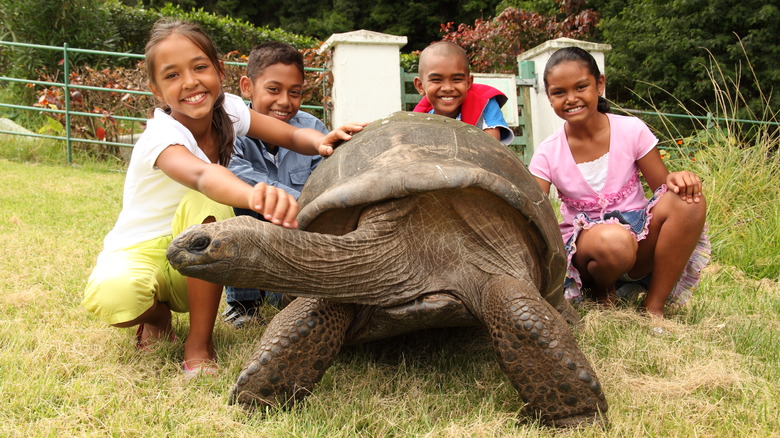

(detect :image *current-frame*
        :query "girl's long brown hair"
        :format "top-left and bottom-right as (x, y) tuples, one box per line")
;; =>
(144, 18), (235, 166)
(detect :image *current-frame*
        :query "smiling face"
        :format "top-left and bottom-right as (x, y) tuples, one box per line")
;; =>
(147, 33), (224, 129)
(414, 43), (473, 119)
(544, 60), (605, 124)
(240, 62), (303, 124)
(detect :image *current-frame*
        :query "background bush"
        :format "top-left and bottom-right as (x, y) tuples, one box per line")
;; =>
(590, 0), (780, 116)
(0, 0), (321, 80)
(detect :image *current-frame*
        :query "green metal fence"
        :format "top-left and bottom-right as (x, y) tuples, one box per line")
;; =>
(0, 40), (326, 163)
(3, 40), (776, 165)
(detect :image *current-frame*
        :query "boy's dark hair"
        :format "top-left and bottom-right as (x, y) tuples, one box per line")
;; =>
(418, 41), (470, 77)
(246, 41), (304, 80)
(543, 46), (611, 113)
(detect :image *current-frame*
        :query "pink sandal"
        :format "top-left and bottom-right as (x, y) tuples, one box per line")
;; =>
(182, 360), (219, 379)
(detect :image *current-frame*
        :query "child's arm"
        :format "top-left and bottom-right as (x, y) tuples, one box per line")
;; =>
(156, 145), (299, 228)
(533, 177), (551, 196)
(246, 110), (365, 156)
(483, 127), (501, 142)
(637, 147), (703, 203)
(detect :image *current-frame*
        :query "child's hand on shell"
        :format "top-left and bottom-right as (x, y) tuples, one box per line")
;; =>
(318, 122), (368, 156)
(249, 182), (299, 228)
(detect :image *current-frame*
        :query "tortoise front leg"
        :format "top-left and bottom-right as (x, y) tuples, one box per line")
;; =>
(230, 297), (355, 408)
(477, 275), (608, 427)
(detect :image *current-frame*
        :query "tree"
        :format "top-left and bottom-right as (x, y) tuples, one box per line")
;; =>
(0, 0), (120, 75)
(440, 1), (600, 73)
(129, 0), (507, 51)
(591, 0), (779, 116)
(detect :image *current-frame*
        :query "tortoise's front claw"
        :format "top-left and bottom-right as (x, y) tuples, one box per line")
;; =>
(230, 297), (355, 408)
(542, 410), (608, 429)
(478, 275), (608, 426)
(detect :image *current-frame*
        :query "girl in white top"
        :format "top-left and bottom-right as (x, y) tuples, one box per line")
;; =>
(83, 19), (364, 376)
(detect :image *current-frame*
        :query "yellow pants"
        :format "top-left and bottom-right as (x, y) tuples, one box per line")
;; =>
(82, 191), (233, 325)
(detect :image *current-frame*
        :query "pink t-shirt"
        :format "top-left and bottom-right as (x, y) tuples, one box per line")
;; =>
(529, 113), (658, 242)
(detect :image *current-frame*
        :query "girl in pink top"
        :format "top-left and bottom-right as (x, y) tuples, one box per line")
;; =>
(528, 47), (710, 317)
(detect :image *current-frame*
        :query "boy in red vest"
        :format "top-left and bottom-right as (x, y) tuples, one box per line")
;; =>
(413, 41), (514, 145)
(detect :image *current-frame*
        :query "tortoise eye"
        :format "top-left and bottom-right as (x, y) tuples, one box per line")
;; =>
(191, 235), (211, 252)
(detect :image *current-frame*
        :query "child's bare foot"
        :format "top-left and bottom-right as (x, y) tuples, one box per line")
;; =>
(182, 359), (218, 378)
(183, 339), (216, 370)
(590, 287), (617, 307)
(641, 294), (666, 318)
(136, 303), (175, 349)
(640, 304), (665, 318)
(598, 292), (617, 306)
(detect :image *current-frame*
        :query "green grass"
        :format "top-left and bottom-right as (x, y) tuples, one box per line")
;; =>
(1, 123), (779, 436)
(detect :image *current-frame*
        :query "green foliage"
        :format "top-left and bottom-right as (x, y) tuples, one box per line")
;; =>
(0, 0), (120, 76)
(0, 1), (321, 82)
(591, 0), (780, 116)
(399, 52), (421, 72)
(440, 1), (600, 73)
(36, 116), (66, 136)
(104, 1), (162, 57)
(132, 0), (507, 51)
(497, 0), (558, 14)
(154, 3), (320, 53)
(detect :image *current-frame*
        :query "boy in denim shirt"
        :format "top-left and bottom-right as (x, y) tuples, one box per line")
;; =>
(224, 41), (328, 328)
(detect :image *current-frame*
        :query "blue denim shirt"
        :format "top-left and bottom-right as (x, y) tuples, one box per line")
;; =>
(229, 110), (328, 220)
(225, 110), (328, 304)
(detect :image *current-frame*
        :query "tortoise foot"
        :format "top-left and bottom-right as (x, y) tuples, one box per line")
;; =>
(479, 276), (608, 425)
(230, 297), (355, 408)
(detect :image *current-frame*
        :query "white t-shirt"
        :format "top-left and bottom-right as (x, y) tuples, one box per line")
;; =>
(100, 93), (250, 254)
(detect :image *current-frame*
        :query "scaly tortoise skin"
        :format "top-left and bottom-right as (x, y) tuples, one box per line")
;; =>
(167, 111), (608, 426)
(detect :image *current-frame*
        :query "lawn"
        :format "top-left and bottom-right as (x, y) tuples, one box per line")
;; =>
(0, 130), (778, 436)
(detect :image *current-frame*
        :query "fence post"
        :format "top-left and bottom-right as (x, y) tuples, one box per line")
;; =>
(517, 38), (612, 155)
(63, 43), (72, 164)
(320, 30), (407, 127)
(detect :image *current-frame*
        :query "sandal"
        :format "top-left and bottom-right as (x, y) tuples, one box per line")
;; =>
(182, 360), (219, 379)
(135, 323), (178, 351)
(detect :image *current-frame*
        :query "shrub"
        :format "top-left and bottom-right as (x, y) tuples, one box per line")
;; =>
(154, 4), (320, 54)
(27, 46), (330, 160)
(592, 0), (779, 116)
(440, 1), (599, 73)
(635, 51), (780, 280)
(0, 0), (120, 76)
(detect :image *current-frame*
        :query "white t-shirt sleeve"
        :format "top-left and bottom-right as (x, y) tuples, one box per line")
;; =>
(139, 112), (201, 169)
(224, 93), (251, 138)
(137, 93), (250, 170)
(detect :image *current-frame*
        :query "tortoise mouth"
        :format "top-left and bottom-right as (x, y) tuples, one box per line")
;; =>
(167, 227), (228, 280)
(168, 246), (237, 284)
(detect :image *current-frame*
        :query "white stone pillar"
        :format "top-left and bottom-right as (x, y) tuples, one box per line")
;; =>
(320, 30), (408, 128)
(517, 38), (612, 154)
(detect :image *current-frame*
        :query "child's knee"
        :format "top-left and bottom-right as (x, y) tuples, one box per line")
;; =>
(599, 225), (637, 253)
(173, 190), (233, 235)
(586, 226), (637, 268)
(672, 193), (707, 228)
(83, 264), (156, 325)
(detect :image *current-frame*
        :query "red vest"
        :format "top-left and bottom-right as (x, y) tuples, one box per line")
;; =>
(413, 83), (508, 126)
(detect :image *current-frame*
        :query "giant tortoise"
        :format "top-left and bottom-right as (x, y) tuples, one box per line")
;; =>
(167, 111), (608, 426)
